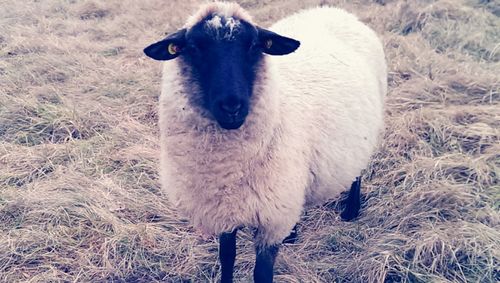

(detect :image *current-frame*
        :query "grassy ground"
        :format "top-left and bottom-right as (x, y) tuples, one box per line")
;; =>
(0, 0), (498, 282)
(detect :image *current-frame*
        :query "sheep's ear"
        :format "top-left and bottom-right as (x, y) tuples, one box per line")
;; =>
(257, 27), (300, 56)
(144, 29), (187, 61)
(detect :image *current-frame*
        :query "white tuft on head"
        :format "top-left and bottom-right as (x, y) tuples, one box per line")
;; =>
(185, 2), (254, 28)
(205, 15), (241, 40)
(225, 17), (238, 31)
(206, 15), (223, 29)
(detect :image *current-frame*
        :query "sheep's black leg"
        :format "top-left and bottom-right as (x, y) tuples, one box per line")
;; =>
(282, 224), (298, 244)
(219, 229), (237, 283)
(340, 176), (361, 221)
(254, 244), (279, 283)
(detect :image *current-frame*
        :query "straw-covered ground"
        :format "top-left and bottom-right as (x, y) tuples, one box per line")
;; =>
(1, 0), (498, 282)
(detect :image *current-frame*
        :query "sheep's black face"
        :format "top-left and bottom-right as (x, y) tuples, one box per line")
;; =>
(144, 14), (300, 130)
(182, 16), (261, 130)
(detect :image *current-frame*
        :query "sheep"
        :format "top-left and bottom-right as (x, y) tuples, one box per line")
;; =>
(143, 2), (386, 282)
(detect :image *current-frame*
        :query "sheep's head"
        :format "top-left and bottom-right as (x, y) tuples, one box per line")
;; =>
(144, 3), (300, 130)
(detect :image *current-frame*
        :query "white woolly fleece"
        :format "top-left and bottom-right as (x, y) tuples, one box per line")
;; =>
(159, 3), (386, 245)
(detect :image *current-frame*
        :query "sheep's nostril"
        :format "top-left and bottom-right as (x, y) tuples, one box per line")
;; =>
(220, 102), (242, 115)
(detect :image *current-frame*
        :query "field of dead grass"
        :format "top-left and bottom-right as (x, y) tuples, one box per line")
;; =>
(1, 0), (499, 282)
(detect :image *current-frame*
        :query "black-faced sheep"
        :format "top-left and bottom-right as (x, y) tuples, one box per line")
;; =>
(144, 2), (386, 282)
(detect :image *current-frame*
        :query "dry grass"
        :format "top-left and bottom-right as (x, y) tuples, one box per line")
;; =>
(1, 0), (499, 282)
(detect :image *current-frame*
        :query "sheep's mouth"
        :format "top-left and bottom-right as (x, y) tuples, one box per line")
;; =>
(212, 104), (249, 130)
(218, 119), (246, 130)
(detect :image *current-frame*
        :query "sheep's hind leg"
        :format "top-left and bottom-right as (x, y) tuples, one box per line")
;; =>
(254, 243), (279, 283)
(340, 176), (361, 221)
(219, 229), (238, 283)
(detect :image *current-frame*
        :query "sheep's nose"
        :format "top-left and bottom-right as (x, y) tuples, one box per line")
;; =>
(220, 101), (242, 116)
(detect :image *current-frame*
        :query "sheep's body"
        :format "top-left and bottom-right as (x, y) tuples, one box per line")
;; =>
(159, 6), (386, 245)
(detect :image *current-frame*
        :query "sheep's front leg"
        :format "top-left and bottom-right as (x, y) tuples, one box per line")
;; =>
(219, 229), (237, 283)
(340, 176), (361, 221)
(253, 243), (279, 283)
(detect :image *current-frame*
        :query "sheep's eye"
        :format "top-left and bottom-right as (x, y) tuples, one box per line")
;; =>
(167, 43), (180, 55)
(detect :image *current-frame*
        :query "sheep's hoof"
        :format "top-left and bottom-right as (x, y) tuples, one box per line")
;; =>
(340, 177), (361, 222)
(282, 224), (298, 244)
